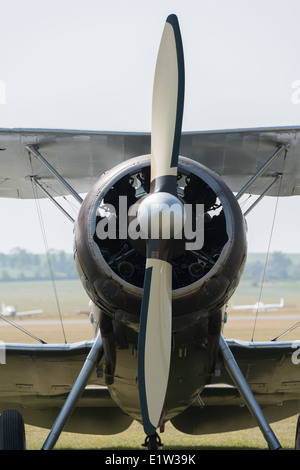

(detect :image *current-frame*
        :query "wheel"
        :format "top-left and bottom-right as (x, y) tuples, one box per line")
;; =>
(0, 410), (26, 450)
(142, 432), (163, 450)
(147, 435), (159, 450)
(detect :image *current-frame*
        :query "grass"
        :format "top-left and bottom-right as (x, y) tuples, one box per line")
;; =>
(0, 279), (89, 317)
(26, 419), (297, 450)
(1, 278), (300, 450)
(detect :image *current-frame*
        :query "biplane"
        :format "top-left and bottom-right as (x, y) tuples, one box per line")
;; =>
(0, 14), (300, 450)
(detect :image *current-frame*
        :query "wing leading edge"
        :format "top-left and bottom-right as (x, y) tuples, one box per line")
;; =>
(0, 126), (300, 199)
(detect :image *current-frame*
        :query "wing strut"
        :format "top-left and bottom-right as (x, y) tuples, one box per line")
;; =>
(219, 334), (282, 450)
(235, 144), (287, 200)
(41, 331), (104, 450)
(31, 177), (75, 223)
(26, 144), (83, 204)
(243, 174), (281, 217)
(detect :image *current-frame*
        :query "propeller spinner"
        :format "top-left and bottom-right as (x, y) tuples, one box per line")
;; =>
(137, 14), (185, 436)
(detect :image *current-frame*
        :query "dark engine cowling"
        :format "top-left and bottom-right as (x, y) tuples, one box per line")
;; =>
(74, 155), (247, 319)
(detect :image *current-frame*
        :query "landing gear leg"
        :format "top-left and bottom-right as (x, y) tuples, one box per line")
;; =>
(219, 334), (282, 450)
(41, 330), (104, 450)
(142, 432), (163, 450)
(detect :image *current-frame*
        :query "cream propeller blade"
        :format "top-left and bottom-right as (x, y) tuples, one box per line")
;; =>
(138, 255), (172, 435)
(137, 14), (185, 436)
(150, 14), (184, 192)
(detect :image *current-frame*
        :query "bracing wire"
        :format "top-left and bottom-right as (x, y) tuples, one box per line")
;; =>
(271, 320), (300, 341)
(41, 182), (81, 218)
(0, 314), (46, 344)
(249, 145), (289, 341)
(250, 176), (285, 341)
(30, 177), (67, 344)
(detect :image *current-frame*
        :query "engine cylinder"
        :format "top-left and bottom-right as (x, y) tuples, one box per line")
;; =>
(74, 155), (247, 318)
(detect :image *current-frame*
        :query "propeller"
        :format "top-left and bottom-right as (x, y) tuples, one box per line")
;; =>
(137, 14), (185, 436)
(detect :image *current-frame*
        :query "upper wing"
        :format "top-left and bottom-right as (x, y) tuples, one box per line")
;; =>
(180, 126), (300, 197)
(0, 128), (150, 199)
(0, 126), (300, 199)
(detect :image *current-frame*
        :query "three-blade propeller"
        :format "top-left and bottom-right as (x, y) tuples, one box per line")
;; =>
(137, 14), (185, 436)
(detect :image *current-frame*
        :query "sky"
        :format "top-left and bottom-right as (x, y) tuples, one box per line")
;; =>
(1, 0), (300, 254)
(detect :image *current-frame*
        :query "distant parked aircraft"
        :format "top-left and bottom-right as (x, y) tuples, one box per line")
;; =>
(1, 303), (43, 318)
(231, 298), (284, 313)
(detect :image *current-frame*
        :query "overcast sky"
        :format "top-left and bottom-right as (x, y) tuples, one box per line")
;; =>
(1, 0), (300, 253)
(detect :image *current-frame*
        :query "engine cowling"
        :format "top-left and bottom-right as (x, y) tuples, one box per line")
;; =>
(74, 155), (247, 319)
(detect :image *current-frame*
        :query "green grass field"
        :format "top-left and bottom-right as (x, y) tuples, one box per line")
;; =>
(24, 418), (297, 450)
(1, 278), (300, 450)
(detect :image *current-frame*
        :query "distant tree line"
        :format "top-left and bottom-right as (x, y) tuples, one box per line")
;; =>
(0, 248), (78, 282)
(243, 251), (300, 285)
(0, 248), (299, 283)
